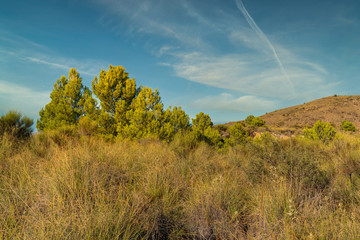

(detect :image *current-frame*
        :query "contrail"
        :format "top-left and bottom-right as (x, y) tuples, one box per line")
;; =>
(234, 0), (296, 95)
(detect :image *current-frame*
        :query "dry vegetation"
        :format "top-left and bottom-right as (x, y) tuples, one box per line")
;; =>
(225, 95), (360, 136)
(1, 130), (360, 239)
(261, 95), (360, 130)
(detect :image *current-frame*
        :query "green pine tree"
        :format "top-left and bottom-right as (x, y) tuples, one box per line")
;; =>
(37, 68), (85, 131)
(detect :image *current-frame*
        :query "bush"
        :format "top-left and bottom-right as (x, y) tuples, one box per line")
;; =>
(252, 117), (266, 127)
(245, 115), (265, 127)
(245, 115), (255, 125)
(228, 123), (247, 145)
(303, 120), (336, 144)
(341, 120), (356, 132)
(0, 111), (33, 139)
(204, 127), (223, 148)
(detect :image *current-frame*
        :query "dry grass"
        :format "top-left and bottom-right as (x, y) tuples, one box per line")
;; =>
(260, 95), (360, 131)
(1, 132), (360, 239)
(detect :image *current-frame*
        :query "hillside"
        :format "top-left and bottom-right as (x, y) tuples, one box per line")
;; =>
(259, 95), (360, 130)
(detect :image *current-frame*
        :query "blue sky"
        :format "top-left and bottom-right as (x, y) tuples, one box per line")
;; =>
(1, 0), (360, 124)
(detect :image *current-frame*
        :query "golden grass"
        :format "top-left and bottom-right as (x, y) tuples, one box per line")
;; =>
(1, 133), (360, 239)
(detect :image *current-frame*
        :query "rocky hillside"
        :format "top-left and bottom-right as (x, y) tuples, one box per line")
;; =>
(260, 95), (360, 130)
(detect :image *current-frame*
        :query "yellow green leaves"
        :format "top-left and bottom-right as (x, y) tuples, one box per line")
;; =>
(117, 87), (164, 139)
(160, 106), (190, 141)
(37, 66), (200, 142)
(37, 68), (85, 131)
(192, 112), (212, 134)
(303, 120), (336, 144)
(92, 65), (136, 115)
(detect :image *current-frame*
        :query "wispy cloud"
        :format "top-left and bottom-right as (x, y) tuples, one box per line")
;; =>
(234, 0), (295, 95)
(192, 93), (277, 113)
(171, 51), (332, 100)
(0, 48), (105, 78)
(0, 31), (107, 78)
(0, 80), (50, 119)
(92, 0), (334, 105)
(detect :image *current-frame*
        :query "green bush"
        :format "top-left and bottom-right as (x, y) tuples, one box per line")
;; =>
(228, 122), (247, 145)
(341, 120), (356, 132)
(245, 115), (255, 125)
(245, 115), (265, 127)
(0, 111), (33, 139)
(204, 127), (222, 147)
(303, 120), (336, 144)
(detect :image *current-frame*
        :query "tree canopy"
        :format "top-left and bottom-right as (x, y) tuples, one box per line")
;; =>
(37, 65), (213, 142)
(37, 68), (85, 131)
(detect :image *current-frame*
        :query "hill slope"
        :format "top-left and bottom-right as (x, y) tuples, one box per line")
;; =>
(260, 95), (360, 130)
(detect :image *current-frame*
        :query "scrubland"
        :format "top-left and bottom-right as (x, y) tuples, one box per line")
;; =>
(1, 131), (360, 239)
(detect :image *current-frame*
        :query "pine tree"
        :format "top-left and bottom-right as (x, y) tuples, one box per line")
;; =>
(92, 65), (137, 136)
(37, 68), (84, 131)
(117, 87), (164, 139)
(160, 106), (190, 141)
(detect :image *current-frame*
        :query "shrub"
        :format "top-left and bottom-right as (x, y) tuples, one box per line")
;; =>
(245, 115), (255, 125)
(341, 120), (356, 132)
(0, 111), (33, 139)
(252, 117), (266, 127)
(303, 120), (336, 144)
(204, 127), (222, 147)
(228, 122), (247, 145)
(245, 115), (265, 127)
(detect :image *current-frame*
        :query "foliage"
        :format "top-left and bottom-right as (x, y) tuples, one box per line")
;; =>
(38, 66), (192, 141)
(92, 65), (137, 136)
(117, 87), (164, 139)
(192, 112), (212, 134)
(203, 126), (222, 147)
(341, 120), (356, 132)
(245, 115), (265, 127)
(303, 120), (337, 143)
(2, 131), (360, 239)
(228, 122), (247, 145)
(245, 115), (255, 125)
(160, 106), (190, 141)
(191, 112), (222, 147)
(37, 68), (86, 131)
(0, 111), (33, 139)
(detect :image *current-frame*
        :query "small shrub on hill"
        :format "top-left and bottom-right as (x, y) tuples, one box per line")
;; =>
(245, 115), (255, 125)
(341, 120), (356, 132)
(303, 120), (336, 144)
(245, 115), (265, 127)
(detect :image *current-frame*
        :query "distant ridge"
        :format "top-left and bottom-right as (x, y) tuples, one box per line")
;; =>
(224, 95), (360, 131)
(260, 95), (360, 129)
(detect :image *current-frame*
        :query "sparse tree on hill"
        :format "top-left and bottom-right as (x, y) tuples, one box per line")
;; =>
(341, 120), (356, 132)
(303, 120), (336, 143)
(245, 115), (265, 127)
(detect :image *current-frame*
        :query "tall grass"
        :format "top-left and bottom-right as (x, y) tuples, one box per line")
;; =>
(1, 132), (360, 239)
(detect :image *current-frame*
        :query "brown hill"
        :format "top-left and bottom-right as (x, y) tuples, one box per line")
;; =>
(259, 95), (360, 130)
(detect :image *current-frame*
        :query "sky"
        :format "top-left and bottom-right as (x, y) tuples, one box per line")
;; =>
(1, 0), (360, 125)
